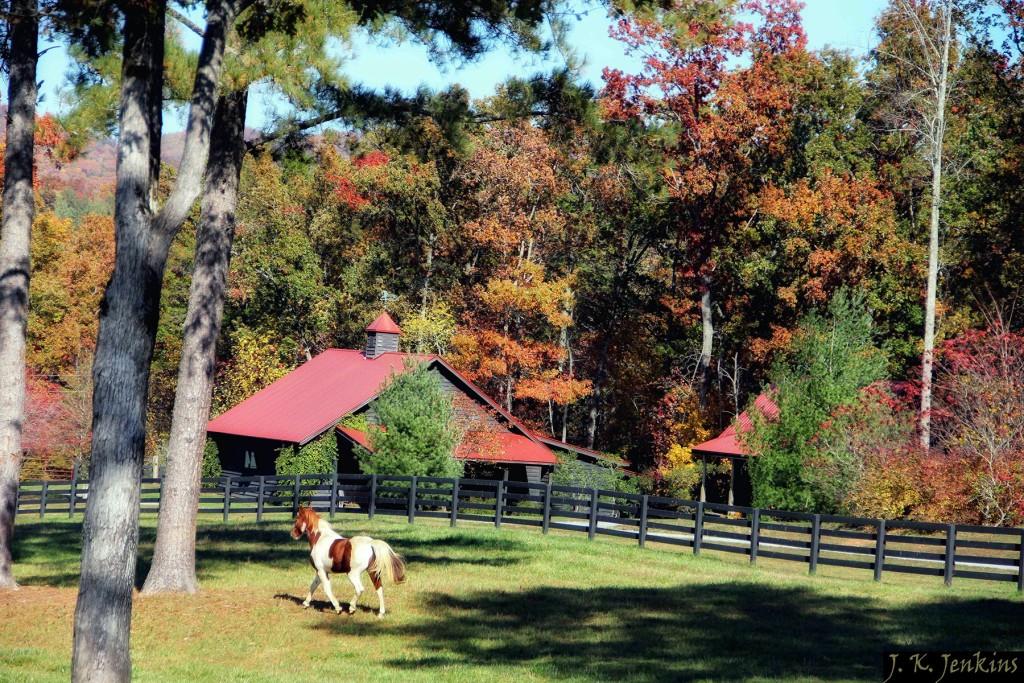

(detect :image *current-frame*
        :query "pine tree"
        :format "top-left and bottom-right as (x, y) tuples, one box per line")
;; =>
(358, 363), (462, 478)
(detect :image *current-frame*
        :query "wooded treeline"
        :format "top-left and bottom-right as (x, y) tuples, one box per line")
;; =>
(9, 0), (1024, 484)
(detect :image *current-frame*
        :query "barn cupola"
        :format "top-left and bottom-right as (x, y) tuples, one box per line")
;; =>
(364, 312), (401, 358)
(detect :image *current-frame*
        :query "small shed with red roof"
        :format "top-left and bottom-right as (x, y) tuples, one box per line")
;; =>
(208, 313), (621, 482)
(690, 392), (779, 505)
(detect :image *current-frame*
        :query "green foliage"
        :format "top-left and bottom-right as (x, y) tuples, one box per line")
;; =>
(357, 362), (462, 477)
(747, 290), (888, 512)
(276, 432), (338, 476)
(551, 454), (638, 495)
(201, 439), (223, 479)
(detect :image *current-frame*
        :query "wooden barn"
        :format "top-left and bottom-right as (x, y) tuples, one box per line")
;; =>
(207, 313), (625, 482)
(691, 392), (779, 506)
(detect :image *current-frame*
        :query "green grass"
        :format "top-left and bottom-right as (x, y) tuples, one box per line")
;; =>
(1, 513), (1022, 682)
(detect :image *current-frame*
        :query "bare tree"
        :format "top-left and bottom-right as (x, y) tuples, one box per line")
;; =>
(880, 0), (958, 449)
(70, 0), (239, 679)
(0, 0), (38, 591)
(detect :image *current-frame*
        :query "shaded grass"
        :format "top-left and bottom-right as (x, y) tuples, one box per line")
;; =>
(1, 514), (1021, 682)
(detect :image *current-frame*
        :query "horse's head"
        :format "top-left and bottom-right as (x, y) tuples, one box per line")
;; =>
(291, 505), (318, 540)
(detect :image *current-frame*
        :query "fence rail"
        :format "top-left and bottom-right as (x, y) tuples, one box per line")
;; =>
(15, 473), (1024, 590)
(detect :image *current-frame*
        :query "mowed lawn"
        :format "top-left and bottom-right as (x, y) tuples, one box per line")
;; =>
(1, 514), (1022, 682)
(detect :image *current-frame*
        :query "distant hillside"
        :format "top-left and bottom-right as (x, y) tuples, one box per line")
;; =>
(1, 106), (186, 199)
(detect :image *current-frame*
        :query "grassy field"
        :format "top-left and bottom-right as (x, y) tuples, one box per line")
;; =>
(1, 513), (1021, 682)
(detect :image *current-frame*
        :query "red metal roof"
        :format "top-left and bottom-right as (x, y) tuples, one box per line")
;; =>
(366, 312), (401, 334)
(336, 424), (373, 449)
(534, 435), (628, 467)
(208, 347), (567, 465)
(691, 392), (780, 458)
(337, 425), (558, 465)
(208, 349), (428, 444)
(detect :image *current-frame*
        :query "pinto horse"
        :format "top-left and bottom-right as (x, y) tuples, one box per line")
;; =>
(290, 505), (406, 617)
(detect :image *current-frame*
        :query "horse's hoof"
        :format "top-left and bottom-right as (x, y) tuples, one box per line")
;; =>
(377, 612), (385, 619)
(335, 608), (343, 615)
(302, 602), (310, 609)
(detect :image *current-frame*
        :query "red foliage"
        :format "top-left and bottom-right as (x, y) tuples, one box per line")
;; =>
(354, 150), (389, 169)
(22, 370), (89, 478)
(930, 322), (1024, 525)
(326, 173), (369, 210)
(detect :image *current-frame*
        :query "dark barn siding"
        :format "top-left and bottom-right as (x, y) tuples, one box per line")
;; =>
(210, 434), (292, 476)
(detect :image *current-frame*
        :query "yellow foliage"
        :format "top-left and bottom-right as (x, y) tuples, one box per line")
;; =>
(213, 329), (292, 413)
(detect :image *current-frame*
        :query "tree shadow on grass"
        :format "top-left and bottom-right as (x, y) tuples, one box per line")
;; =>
(313, 582), (1024, 682)
(12, 519), (530, 589)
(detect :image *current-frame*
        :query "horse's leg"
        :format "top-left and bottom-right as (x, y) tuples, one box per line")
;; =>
(346, 569), (365, 614)
(318, 569), (342, 614)
(302, 573), (321, 608)
(369, 570), (385, 618)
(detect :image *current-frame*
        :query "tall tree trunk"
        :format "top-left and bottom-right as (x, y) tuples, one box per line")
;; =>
(919, 4), (952, 451)
(587, 337), (609, 449)
(71, 2), (234, 680)
(141, 88), (247, 595)
(698, 273), (714, 408)
(0, 0), (38, 591)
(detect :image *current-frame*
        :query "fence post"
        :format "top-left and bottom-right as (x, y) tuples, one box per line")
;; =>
(69, 462), (78, 518)
(223, 476), (232, 523)
(40, 481), (48, 519)
(292, 474), (301, 515)
(809, 514), (821, 575)
(874, 519), (887, 582)
(257, 476), (265, 522)
(494, 480), (504, 528)
(368, 473), (377, 520)
(693, 501), (705, 555)
(944, 524), (956, 587)
(749, 508), (760, 565)
(408, 476), (418, 524)
(542, 481), (552, 534)
(587, 488), (598, 540)
(638, 495), (649, 548)
(329, 473), (339, 519)
(450, 479), (460, 527)
(1017, 530), (1024, 593)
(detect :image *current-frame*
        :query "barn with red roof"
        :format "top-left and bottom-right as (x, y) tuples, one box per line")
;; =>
(691, 392), (779, 505)
(208, 313), (624, 482)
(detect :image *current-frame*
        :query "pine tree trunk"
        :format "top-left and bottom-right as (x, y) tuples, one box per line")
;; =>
(142, 89), (247, 595)
(71, 2), (234, 679)
(919, 4), (952, 451)
(0, 0), (38, 591)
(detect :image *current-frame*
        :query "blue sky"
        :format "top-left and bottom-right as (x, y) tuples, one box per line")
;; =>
(28, 0), (888, 132)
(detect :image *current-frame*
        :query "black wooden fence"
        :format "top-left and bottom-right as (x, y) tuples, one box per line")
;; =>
(14, 473), (1024, 590)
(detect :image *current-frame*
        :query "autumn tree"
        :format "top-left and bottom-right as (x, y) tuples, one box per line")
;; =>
(932, 319), (1024, 525)
(450, 123), (592, 432)
(603, 0), (809, 407)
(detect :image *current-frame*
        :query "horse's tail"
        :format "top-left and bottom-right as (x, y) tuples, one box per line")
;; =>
(369, 539), (406, 584)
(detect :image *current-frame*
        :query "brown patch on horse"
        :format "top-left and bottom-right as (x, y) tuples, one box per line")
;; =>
(328, 538), (353, 574)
